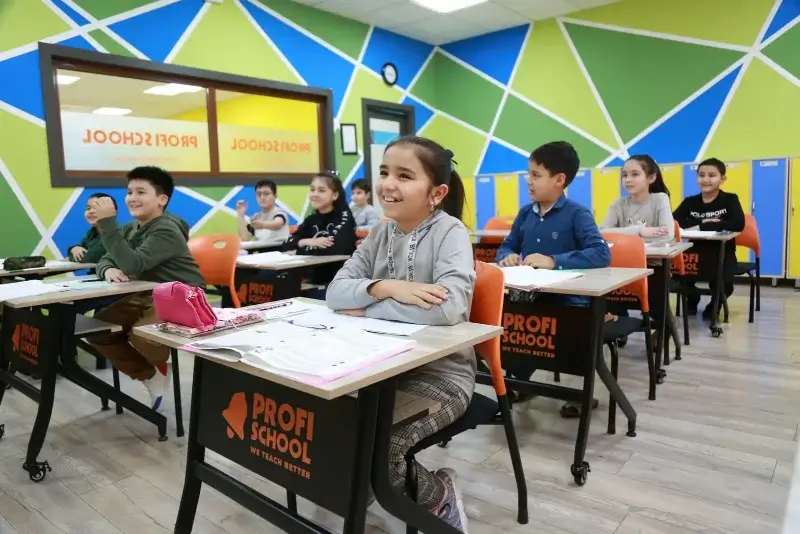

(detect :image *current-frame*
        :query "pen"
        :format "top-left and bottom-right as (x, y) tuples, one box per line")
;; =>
(288, 320), (332, 330)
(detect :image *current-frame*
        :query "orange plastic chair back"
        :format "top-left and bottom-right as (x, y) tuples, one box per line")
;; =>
(671, 222), (686, 275)
(735, 214), (760, 257)
(602, 232), (649, 313)
(481, 216), (514, 245)
(355, 229), (369, 239)
(470, 261), (507, 396)
(289, 225), (298, 234)
(188, 234), (242, 308)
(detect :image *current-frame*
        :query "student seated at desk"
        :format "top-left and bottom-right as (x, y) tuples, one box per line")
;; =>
(327, 136), (474, 533)
(600, 155), (674, 345)
(68, 192), (115, 265)
(349, 178), (380, 231)
(283, 171), (357, 296)
(673, 157), (745, 319)
(235, 179), (289, 246)
(496, 141), (611, 417)
(86, 166), (205, 411)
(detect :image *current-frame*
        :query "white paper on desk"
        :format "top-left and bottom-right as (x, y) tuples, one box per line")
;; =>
(0, 280), (71, 300)
(54, 280), (113, 290)
(251, 298), (320, 320)
(45, 260), (81, 268)
(680, 230), (718, 239)
(237, 251), (304, 266)
(190, 322), (416, 381)
(500, 266), (583, 290)
(293, 306), (426, 336)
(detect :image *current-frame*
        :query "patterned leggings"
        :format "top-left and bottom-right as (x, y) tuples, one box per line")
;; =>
(389, 374), (470, 508)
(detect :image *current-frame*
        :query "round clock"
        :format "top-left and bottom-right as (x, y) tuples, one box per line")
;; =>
(381, 62), (398, 86)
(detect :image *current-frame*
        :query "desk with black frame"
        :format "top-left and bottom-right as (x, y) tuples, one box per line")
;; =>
(0, 279), (175, 483)
(0, 260), (95, 281)
(676, 231), (740, 337)
(134, 300), (503, 534)
(225, 254), (351, 307)
(496, 267), (651, 485)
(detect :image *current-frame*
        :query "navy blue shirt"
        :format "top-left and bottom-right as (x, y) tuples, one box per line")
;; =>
(496, 195), (611, 307)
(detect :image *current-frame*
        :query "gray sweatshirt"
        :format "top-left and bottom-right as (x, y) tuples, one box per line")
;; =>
(326, 210), (477, 398)
(600, 193), (675, 240)
(350, 202), (380, 230)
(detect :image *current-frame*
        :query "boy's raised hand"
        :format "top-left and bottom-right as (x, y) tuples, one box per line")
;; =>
(91, 197), (117, 220)
(70, 246), (87, 262)
(236, 200), (248, 216)
(498, 254), (521, 267)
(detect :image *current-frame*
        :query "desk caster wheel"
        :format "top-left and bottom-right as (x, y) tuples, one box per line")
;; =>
(23, 460), (51, 483)
(711, 326), (723, 338)
(656, 369), (666, 384)
(4, 383), (9, 390)
(438, 438), (451, 448)
(570, 461), (590, 486)
(0, 424), (5, 440)
(616, 337), (628, 348)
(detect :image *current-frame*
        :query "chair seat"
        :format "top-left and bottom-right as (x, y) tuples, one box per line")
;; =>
(407, 393), (498, 456)
(735, 262), (756, 275)
(603, 316), (645, 341)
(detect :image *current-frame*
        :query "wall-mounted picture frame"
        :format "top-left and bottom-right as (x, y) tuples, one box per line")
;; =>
(340, 123), (358, 155)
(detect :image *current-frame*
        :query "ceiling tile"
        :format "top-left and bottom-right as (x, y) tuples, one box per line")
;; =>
(495, 0), (580, 19)
(450, 2), (529, 29)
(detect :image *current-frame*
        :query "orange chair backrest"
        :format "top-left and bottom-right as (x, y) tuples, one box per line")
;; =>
(355, 229), (369, 239)
(735, 214), (760, 256)
(188, 234), (241, 307)
(481, 216), (514, 245)
(602, 232), (649, 312)
(470, 261), (507, 396)
(671, 221), (685, 275)
(289, 225), (298, 234)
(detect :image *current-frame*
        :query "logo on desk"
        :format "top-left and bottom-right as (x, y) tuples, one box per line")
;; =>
(238, 282), (274, 305)
(222, 391), (316, 479)
(10, 323), (40, 366)
(501, 313), (557, 359)
(223, 392), (248, 440)
(608, 286), (639, 305)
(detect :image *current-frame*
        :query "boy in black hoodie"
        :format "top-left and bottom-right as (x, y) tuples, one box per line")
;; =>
(673, 157), (745, 319)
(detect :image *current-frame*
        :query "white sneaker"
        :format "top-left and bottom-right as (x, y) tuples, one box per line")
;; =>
(143, 364), (169, 411)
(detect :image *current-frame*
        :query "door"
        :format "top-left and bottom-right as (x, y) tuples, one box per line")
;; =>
(751, 158), (788, 277)
(591, 167), (621, 224)
(566, 169), (592, 210)
(724, 161), (752, 263)
(660, 164), (683, 211)
(789, 158), (800, 278)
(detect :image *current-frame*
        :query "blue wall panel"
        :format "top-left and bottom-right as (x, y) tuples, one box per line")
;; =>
(752, 158), (788, 276)
(475, 175), (496, 229)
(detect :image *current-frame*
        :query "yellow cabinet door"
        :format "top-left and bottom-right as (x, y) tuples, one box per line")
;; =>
(789, 159), (800, 278)
(724, 161), (752, 262)
(660, 164), (683, 211)
(461, 176), (477, 231)
(591, 167), (621, 224)
(494, 173), (520, 218)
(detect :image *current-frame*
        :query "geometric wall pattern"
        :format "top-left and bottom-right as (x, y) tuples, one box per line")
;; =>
(0, 0), (799, 258)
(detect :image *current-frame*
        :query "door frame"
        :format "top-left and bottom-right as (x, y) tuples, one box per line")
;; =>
(360, 99), (415, 184)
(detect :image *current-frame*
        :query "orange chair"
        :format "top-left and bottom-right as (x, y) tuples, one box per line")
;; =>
(734, 214), (760, 323)
(480, 216), (514, 245)
(289, 224), (298, 234)
(602, 232), (658, 402)
(670, 222), (690, 347)
(404, 261), (528, 530)
(188, 234), (242, 308)
(355, 228), (369, 248)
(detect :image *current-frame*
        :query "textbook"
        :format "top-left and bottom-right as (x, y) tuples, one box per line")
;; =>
(500, 266), (583, 291)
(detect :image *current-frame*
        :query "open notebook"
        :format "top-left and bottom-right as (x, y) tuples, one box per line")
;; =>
(185, 322), (416, 384)
(680, 230), (721, 239)
(500, 266), (584, 291)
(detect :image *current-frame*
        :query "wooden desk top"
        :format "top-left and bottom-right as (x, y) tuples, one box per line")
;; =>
(134, 298), (502, 400)
(0, 261), (95, 278)
(3, 279), (158, 308)
(240, 240), (284, 251)
(680, 230), (741, 242)
(523, 267), (654, 297)
(236, 253), (351, 271)
(645, 241), (694, 260)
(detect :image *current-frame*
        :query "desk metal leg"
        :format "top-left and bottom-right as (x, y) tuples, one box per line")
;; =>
(372, 384), (463, 534)
(709, 242), (725, 337)
(24, 361), (55, 482)
(656, 259), (670, 385)
(175, 357), (206, 533)
(596, 354), (637, 438)
(342, 387), (380, 534)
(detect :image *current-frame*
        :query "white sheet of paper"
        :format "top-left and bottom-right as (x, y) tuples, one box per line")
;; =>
(238, 251), (305, 266)
(500, 266), (583, 290)
(0, 280), (71, 300)
(45, 260), (81, 268)
(680, 230), (718, 239)
(292, 306), (426, 336)
(54, 280), (113, 290)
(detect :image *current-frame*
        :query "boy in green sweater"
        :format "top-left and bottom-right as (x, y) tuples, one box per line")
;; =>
(68, 192), (115, 264)
(87, 166), (204, 411)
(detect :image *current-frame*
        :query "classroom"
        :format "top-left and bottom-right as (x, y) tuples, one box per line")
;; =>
(0, 0), (799, 532)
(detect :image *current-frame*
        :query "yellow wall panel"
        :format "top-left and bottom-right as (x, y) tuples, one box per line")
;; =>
(591, 167), (621, 224)
(494, 173), (520, 218)
(660, 164), (683, 211)
(724, 161), (753, 262)
(462, 175), (477, 231)
(789, 159), (800, 277)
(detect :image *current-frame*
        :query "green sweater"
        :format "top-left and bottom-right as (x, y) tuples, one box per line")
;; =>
(68, 228), (107, 264)
(95, 212), (205, 287)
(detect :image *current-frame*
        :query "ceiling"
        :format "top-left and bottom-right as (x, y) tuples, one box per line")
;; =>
(291, 0), (621, 45)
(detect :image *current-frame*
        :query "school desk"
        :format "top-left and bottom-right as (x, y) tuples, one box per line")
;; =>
(677, 231), (740, 337)
(0, 260), (95, 280)
(470, 229), (509, 263)
(0, 279), (165, 483)
(228, 254), (352, 307)
(239, 239), (285, 253)
(133, 299), (502, 534)
(496, 267), (652, 486)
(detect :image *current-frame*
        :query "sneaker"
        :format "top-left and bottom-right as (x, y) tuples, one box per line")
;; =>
(434, 469), (468, 533)
(143, 363), (169, 411)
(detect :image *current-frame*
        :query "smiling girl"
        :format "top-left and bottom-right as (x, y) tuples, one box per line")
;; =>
(326, 136), (474, 532)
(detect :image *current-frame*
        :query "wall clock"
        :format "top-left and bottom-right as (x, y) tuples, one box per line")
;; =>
(381, 62), (398, 86)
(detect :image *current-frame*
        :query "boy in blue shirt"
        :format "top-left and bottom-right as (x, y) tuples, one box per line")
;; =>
(496, 141), (611, 416)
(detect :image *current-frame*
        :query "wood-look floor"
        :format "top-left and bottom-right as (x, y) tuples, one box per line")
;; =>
(0, 287), (798, 534)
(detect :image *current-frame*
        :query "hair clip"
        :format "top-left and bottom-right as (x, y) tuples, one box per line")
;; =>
(327, 169), (340, 177)
(450, 158), (458, 171)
